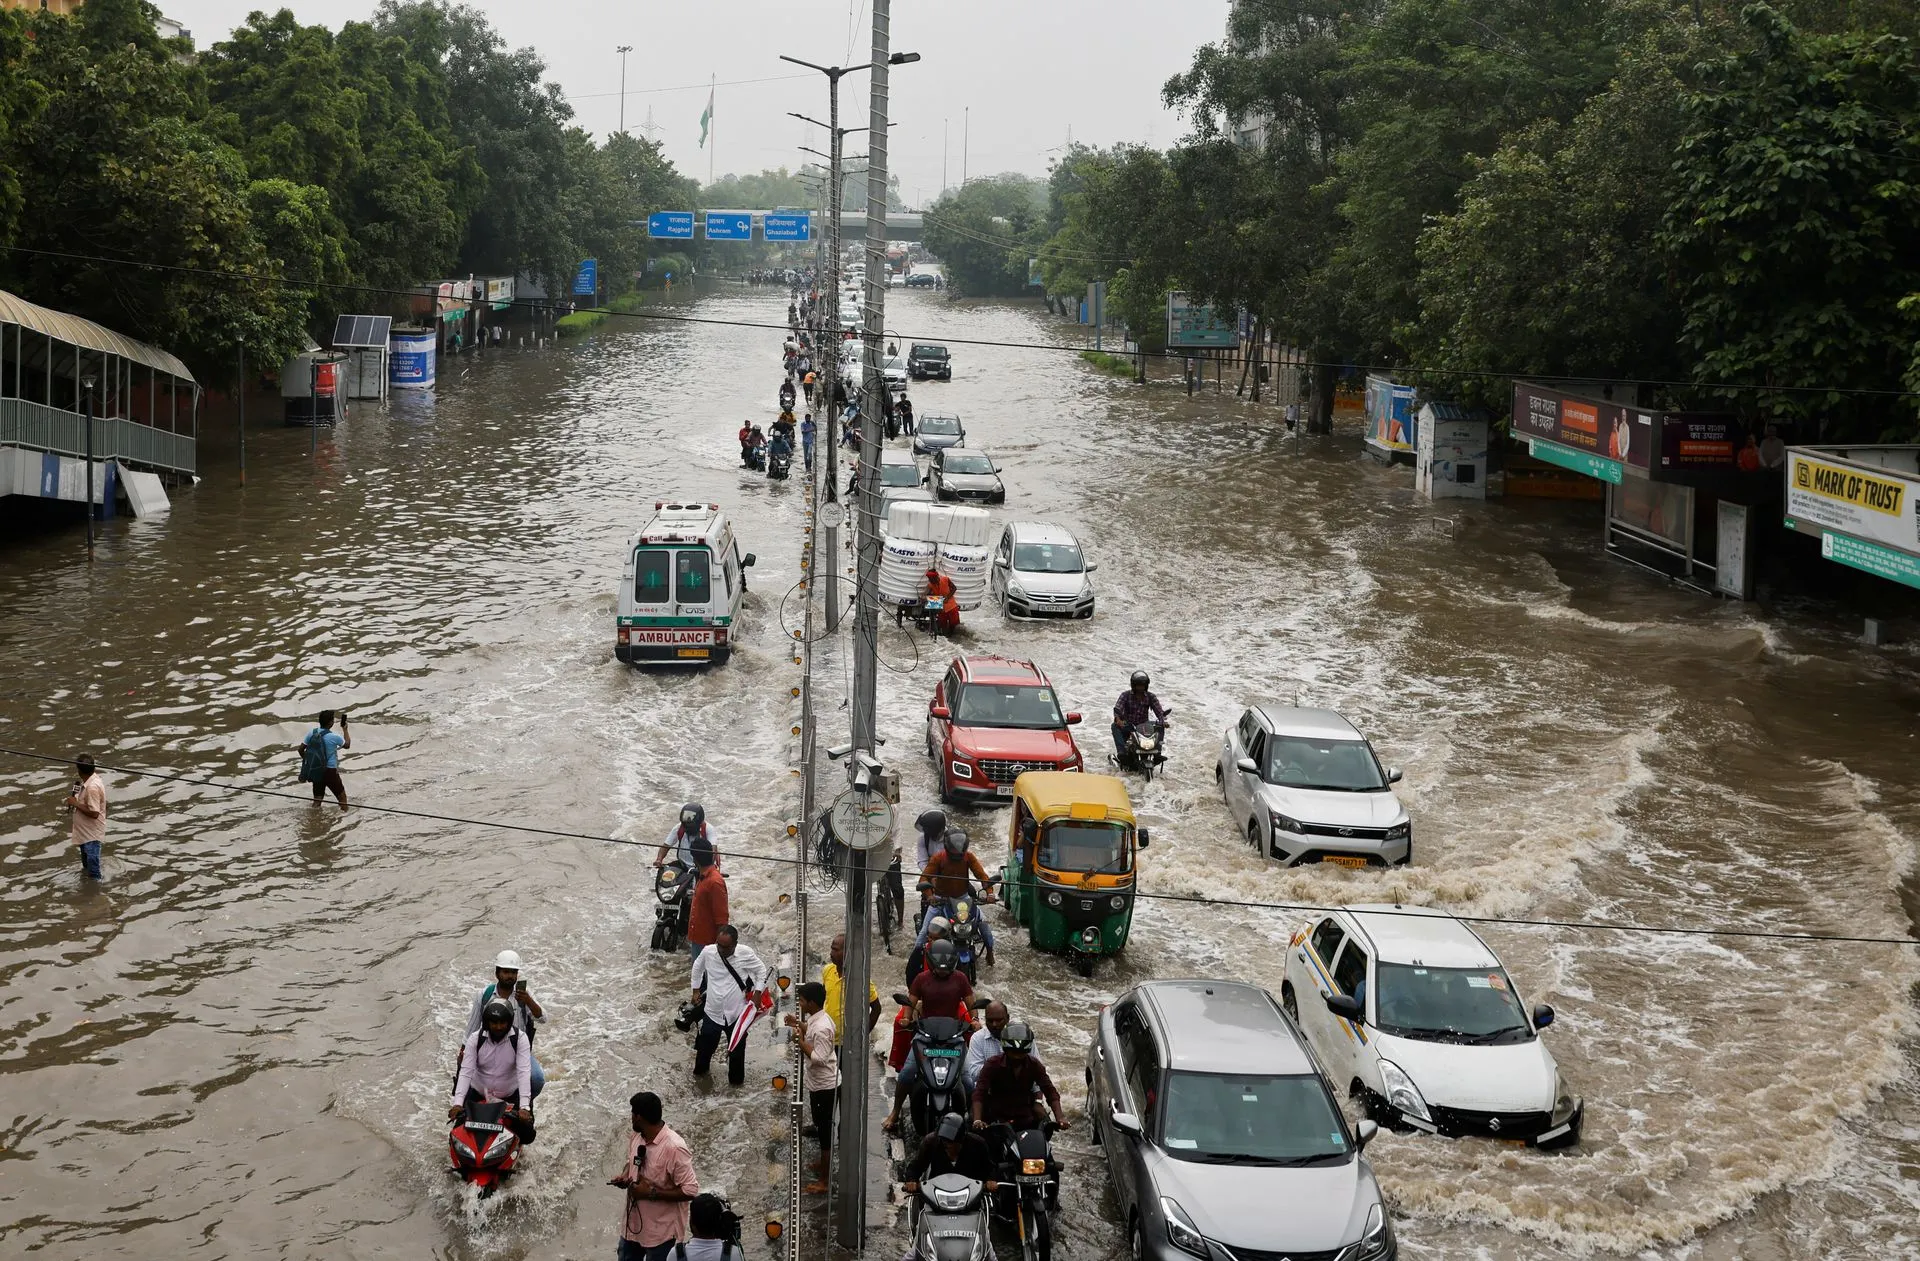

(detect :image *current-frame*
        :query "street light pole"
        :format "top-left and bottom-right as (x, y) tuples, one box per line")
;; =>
(617, 45), (633, 134)
(81, 372), (96, 561)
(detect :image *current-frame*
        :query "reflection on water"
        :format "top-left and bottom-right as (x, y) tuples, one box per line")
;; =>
(0, 287), (1915, 1259)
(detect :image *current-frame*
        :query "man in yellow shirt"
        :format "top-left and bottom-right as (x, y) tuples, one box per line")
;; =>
(821, 931), (881, 1053)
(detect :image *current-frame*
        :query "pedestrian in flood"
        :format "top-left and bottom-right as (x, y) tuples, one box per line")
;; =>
(801, 414), (816, 472)
(689, 925), (769, 1086)
(610, 1090), (699, 1261)
(298, 710), (351, 810)
(786, 981), (838, 1193)
(64, 753), (106, 880)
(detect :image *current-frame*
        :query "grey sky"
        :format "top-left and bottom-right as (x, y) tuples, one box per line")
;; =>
(165, 1), (1230, 206)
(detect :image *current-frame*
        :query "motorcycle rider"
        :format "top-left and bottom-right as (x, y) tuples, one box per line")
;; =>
(449, 998), (533, 1134)
(1111, 670), (1170, 760)
(902, 1111), (997, 1195)
(963, 1000), (1043, 1092)
(883, 939), (977, 1133)
(656, 803), (721, 872)
(738, 422), (756, 468)
(903, 915), (950, 989)
(779, 379), (796, 410)
(914, 830), (997, 965)
(911, 808), (949, 872)
(767, 426), (794, 476)
(970, 1022), (1068, 1133)
(461, 949), (547, 1100)
(922, 567), (960, 636)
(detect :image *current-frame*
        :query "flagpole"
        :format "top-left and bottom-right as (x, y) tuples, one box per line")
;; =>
(708, 73), (715, 186)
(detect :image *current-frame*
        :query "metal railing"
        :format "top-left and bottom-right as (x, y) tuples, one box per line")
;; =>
(0, 397), (196, 476)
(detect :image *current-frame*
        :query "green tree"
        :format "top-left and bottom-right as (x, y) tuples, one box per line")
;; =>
(0, 7), (48, 253)
(922, 174), (1047, 296)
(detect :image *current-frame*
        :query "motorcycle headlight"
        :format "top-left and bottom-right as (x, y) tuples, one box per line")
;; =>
(1160, 1198), (1208, 1259)
(1385, 822), (1410, 841)
(1551, 1072), (1578, 1125)
(1358, 1202), (1394, 1260)
(1269, 810), (1302, 835)
(1045, 891), (1063, 908)
(1020, 1158), (1047, 1175)
(1378, 1058), (1431, 1123)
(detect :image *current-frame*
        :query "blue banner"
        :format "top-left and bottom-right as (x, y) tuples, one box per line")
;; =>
(572, 258), (598, 295)
(647, 211), (695, 239)
(704, 211), (752, 241)
(763, 212), (811, 242)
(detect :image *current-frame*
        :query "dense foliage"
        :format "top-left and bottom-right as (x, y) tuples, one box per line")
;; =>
(1015, 0), (1920, 437)
(0, 0), (700, 386)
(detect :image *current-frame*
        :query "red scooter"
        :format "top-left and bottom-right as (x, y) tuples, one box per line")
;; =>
(449, 1099), (529, 1197)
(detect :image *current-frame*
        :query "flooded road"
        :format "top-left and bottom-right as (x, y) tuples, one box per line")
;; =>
(2, 287), (1917, 1259)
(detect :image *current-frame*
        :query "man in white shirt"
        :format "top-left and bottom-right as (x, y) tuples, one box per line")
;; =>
(656, 802), (722, 871)
(788, 981), (839, 1194)
(690, 926), (768, 1086)
(963, 1000), (1042, 1092)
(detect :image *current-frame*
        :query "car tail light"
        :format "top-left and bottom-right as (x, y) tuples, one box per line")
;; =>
(618, 627), (630, 644)
(714, 626), (728, 645)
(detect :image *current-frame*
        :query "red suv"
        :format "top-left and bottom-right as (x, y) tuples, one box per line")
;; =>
(927, 655), (1084, 805)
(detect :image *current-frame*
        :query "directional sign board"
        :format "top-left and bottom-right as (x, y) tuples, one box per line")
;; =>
(647, 211), (695, 240)
(704, 211), (752, 241)
(572, 258), (598, 296)
(763, 212), (811, 242)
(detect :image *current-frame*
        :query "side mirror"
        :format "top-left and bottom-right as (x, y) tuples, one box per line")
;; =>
(1109, 1102), (1142, 1136)
(742, 553), (757, 568)
(892, 991), (912, 1006)
(1136, 828), (1150, 847)
(1085, 562), (1098, 573)
(1236, 757), (1258, 775)
(1387, 767), (1403, 784)
(930, 705), (951, 720)
(992, 556), (1009, 567)
(1532, 1003), (1555, 1029)
(1354, 1119), (1378, 1150)
(1065, 712), (1083, 725)
(1324, 993), (1364, 1023)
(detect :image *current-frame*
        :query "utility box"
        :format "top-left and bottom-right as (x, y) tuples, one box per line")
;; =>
(1416, 402), (1490, 500)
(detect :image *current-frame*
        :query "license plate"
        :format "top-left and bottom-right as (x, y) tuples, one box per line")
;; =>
(677, 648), (710, 659)
(995, 784), (1014, 797)
(1323, 855), (1369, 870)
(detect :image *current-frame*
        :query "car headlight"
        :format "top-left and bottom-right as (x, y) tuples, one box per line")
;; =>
(1004, 580), (1027, 599)
(1269, 810), (1302, 835)
(950, 759), (974, 780)
(1385, 823), (1410, 841)
(1160, 1198), (1208, 1259)
(1551, 1071), (1578, 1125)
(1045, 891), (1063, 908)
(1378, 1058), (1431, 1123)
(1357, 1202), (1394, 1260)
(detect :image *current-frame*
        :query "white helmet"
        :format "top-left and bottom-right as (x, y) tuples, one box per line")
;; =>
(494, 949), (524, 971)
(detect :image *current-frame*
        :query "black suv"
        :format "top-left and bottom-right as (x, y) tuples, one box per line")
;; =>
(908, 343), (951, 380)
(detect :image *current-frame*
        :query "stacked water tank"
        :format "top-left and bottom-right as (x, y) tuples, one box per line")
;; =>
(878, 503), (993, 611)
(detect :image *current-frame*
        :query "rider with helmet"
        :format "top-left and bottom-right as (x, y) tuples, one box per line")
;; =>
(883, 939), (978, 1133)
(656, 803), (721, 871)
(916, 828), (997, 965)
(462, 948), (547, 1100)
(971, 1022), (1067, 1132)
(1111, 671), (1170, 759)
(902, 1112), (996, 1194)
(450, 998), (533, 1127)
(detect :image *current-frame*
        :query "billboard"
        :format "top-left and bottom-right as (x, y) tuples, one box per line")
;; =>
(1785, 449), (1920, 556)
(1166, 292), (1238, 348)
(1366, 375), (1416, 452)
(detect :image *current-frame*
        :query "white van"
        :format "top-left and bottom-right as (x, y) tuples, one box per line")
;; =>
(616, 501), (755, 666)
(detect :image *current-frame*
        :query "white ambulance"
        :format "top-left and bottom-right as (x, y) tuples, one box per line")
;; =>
(615, 501), (755, 666)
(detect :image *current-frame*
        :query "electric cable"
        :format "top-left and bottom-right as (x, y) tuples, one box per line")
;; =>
(3, 744), (1916, 949)
(8, 242), (1920, 400)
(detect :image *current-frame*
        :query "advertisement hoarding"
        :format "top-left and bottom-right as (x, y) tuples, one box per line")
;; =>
(1784, 449), (1920, 556)
(1166, 292), (1238, 348)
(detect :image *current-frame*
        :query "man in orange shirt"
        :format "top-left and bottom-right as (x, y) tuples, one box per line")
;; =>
(685, 840), (727, 961)
(924, 567), (959, 635)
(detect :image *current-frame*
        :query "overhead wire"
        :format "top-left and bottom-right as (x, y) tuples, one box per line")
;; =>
(2, 745), (1915, 950)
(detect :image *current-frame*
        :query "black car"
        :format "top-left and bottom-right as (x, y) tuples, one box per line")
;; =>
(908, 342), (951, 380)
(904, 273), (937, 288)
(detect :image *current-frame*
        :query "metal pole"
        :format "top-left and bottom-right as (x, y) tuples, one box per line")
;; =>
(618, 46), (632, 133)
(83, 379), (94, 561)
(823, 71), (845, 633)
(310, 359), (318, 455)
(237, 343), (246, 485)
(833, 5), (895, 1247)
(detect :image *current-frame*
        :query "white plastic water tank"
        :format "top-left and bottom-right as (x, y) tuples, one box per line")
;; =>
(938, 543), (991, 611)
(880, 536), (937, 603)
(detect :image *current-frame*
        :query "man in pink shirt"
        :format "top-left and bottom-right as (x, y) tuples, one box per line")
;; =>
(65, 754), (106, 880)
(609, 1090), (699, 1261)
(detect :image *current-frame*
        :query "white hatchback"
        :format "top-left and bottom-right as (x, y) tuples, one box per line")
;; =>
(1281, 905), (1582, 1148)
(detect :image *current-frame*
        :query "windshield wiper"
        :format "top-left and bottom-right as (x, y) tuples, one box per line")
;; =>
(1193, 1152), (1342, 1167)
(1459, 1027), (1529, 1045)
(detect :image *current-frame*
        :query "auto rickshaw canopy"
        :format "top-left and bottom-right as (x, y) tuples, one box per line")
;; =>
(1008, 771), (1136, 829)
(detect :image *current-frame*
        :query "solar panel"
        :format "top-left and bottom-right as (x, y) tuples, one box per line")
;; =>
(331, 315), (393, 348)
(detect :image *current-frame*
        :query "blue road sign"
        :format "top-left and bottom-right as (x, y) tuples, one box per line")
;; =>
(572, 258), (598, 295)
(705, 211), (752, 241)
(764, 212), (811, 242)
(647, 211), (695, 239)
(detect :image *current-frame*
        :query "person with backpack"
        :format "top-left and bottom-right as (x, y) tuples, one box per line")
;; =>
(678, 1193), (743, 1261)
(459, 949), (547, 1100)
(449, 999), (533, 1140)
(297, 710), (350, 810)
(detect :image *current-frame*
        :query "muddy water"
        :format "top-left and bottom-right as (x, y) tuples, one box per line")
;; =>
(1, 287), (1916, 1259)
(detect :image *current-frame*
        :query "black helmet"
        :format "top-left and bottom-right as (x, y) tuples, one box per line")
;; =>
(936, 1112), (966, 1143)
(1000, 1021), (1035, 1053)
(1130, 671), (1150, 690)
(680, 803), (706, 833)
(916, 808), (947, 839)
(481, 999), (514, 1036)
(943, 827), (969, 857)
(928, 939), (958, 975)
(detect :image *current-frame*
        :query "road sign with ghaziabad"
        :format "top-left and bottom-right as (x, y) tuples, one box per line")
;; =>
(764, 213), (811, 241)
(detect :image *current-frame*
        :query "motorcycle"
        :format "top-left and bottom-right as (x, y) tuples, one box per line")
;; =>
(892, 993), (972, 1142)
(909, 1172), (991, 1261)
(876, 852), (904, 955)
(742, 442), (767, 473)
(1110, 712), (1173, 783)
(921, 887), (995, 981)
(650, 860), (691, 952)
(989, 1123), (1059, 1261)
(768, 445), (793, 480)
(896, 595), (952, 636)
(449, 1099), (527, 1197)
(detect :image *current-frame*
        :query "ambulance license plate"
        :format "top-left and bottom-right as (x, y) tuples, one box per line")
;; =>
(677, 648), (710, 659)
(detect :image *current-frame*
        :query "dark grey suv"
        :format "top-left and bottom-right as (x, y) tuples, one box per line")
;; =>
(1085, 980), (1396, 1261)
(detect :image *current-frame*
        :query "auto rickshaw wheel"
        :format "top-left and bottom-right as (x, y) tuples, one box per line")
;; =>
(1073, 952), (1095, 979)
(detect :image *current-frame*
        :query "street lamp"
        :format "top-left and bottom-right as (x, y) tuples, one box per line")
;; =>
(616, 46), (633, 134)
(80, 371), (96, 559)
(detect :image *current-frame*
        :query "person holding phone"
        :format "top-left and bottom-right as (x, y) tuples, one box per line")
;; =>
(462, 949), (546, 1100)
(611, 1091), (698, 1261)
(299, 710), (351, 810)
(64, 754), (107, 880)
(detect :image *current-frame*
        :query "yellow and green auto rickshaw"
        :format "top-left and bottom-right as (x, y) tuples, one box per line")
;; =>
(1002, 772), (1149, 977)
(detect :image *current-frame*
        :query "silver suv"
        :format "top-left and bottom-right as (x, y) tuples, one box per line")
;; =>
(1086, 980), (1396, 1261)
(1216, 707), (1411, 868)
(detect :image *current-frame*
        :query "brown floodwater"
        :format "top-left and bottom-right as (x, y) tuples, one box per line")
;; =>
(1, 286), (1916, 1260)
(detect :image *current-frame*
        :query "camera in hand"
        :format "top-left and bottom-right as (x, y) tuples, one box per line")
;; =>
(673, 998), (705, 1033)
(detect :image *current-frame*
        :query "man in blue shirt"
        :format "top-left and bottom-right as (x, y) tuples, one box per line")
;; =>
(801, 414), (816, 471)
(301, 710), (351, 810)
